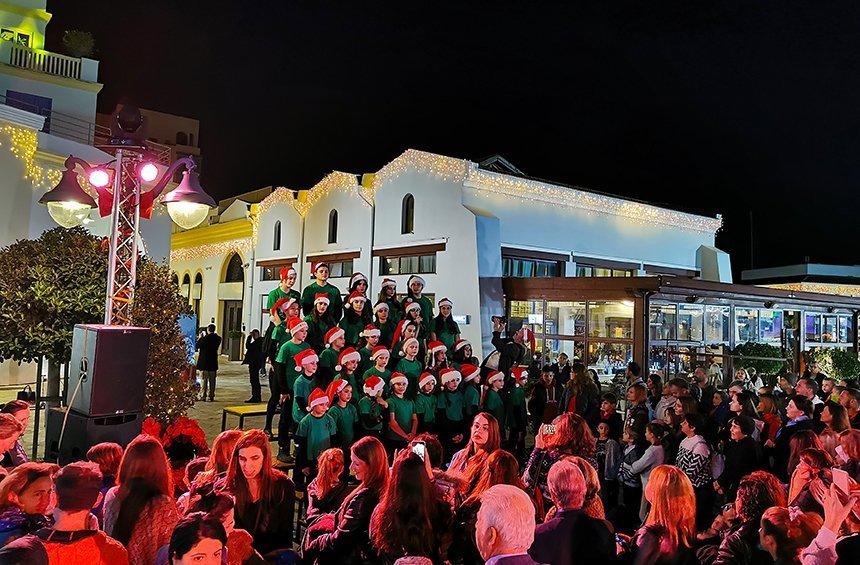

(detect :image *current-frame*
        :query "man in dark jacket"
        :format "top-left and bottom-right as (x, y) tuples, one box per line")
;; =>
(485, 317), (532, 379)
(242, 329), (264, 403)
(196, 324), (222, 402)
(529, 459), (615, 565)
(527, 366), (562, 433)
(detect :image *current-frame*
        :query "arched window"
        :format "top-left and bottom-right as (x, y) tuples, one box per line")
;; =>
(193, 273), (203, 321)
(194, 272), (203, 285)
(176, 131), (188, 145)
(328, 210), (338, 244)
(182, 273), (190, 286)
(273, 220), (281, 251)
(189, 133), (195, 147)
(171, 273), (179, 287)
(401, 194), (415, 234)
(224, 253), (244, 282)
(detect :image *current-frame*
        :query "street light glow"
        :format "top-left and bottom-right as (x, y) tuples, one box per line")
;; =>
(139, 162), (159, 182)
(166, 201), (210, 230)
(88, 168), (111, 188)
(46, 201), (92, 228)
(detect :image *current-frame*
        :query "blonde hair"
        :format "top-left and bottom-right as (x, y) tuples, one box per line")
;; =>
(643, 465), (696, 553)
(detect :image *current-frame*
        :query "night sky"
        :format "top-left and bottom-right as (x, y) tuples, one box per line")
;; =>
(47, 1), (860, 276)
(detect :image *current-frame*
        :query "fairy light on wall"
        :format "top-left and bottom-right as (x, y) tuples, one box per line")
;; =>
(0, 124), (65, 189)
(768, 282), (860, 298)
(170, 237), (253, 263)
(373, 149), (469, 188)
(292, 171), (369, 217)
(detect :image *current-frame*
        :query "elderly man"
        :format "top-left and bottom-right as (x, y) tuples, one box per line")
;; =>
(475, 484), (540, 565)
(529, 459), (615, 564)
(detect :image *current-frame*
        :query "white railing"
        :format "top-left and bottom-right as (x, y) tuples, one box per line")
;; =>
(9, 44), (82, 80)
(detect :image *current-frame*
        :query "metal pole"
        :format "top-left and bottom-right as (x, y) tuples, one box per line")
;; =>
(104, 149), (124, 324)
(31, 357), (43, 460)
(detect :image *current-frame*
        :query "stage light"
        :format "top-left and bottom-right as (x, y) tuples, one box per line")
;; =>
(88, 168), (111, 188)
(139, 162), (158, 182)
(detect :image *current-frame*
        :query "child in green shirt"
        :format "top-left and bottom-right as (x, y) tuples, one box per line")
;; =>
(452, 339), (480, 370)
(267, 267), (301, 350)
(270, 317), (310, 462)
(460, 363), (482, 420)
(436, 367), (466, 456)
(335, 347), (362, 405)
(402, 275), (433, 335)
(395, 337), (423, 399)
(358, 375), (387, 439)
(339, 292), (370, 347)
(295, 387), (338, 488)
(291, 348), (319, 428)
(483, 370), (506, 425)
(357, 324), (380, 376)
(415, 372), (438, 433)
(373, 302), (397, 349)
(363, 346), (392, 393)
(317, 326), (345, 389)
(385, 373), (417, 452)
(301, 261), (343, 321)
(378, 278), (403, 323)
(430, 297), (461, 352)
(305, 293), (335, 353)
(326, 379), (358, 451)
(506, 366), (529, 460)
(402, 302), (428, 362)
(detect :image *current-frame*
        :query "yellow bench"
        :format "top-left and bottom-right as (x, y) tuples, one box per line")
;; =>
(221, 403), (269, 432)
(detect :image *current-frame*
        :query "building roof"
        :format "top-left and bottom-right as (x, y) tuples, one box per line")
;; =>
(742, 263), (860, 285)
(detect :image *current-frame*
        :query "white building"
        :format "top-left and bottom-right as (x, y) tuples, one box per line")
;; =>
(172, 149), (728, 359)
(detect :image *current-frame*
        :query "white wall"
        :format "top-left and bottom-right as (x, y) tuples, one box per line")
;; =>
(0, 73), (97, 123)
(301, 184), (373, 294)
(372, 169), (484, 356)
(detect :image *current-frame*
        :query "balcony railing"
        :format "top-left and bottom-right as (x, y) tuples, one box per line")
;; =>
(1, 43), (99, 82)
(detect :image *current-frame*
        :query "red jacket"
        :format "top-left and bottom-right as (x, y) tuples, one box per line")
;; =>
(0, 528), (128, 564)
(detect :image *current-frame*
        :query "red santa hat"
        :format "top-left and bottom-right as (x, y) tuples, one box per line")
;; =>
(347, 291), (367, 305)
(314, 292), (330, 306)
(511, 366), (528, 384)
(363, 375), (385, 397)
(389, 372), (408, 386)
(460, 363), (480, 383)
(336, 347), (361, 371)
(439, 367), (462, 386)
(360, 324), (380, 338)
(427, 341), (447, 356)
(419, 372), (437, 389)
(311, 261), (329, 274)
(373, 301), (390, 314)
(404, 300), (421, 315)
(453, 338), (470, 352)
(271, 297), (295, 315)
(324, 326), (345, 348)
(294, 349), (319, 372)
(390, 319), (411, 348)
(326, 379), (350, 403)
(287, 316), (308, 334)
(307, 388), (330, 411)
(486, 371), (504, 386)
(437, 297), (453, 308)
(370, 345), (390, 361)
(380, 278), (397, 290)
(400, 337), (419, 357)
(279, 266), (297, 280)
(349, 272), (368, 289)
(407, 275), (426, 288)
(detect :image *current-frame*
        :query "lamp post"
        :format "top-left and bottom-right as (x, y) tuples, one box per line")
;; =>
(39, 142), (215, 325)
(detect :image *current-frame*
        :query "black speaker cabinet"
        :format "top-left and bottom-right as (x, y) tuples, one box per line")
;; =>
(44, 407), (143, 463)
(68, 324), (151, 417)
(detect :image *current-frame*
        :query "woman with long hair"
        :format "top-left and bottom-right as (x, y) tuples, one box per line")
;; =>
(632, 465), (696, 564)
(450, 449), (526, 565)
(376, 278), (403, 324)
(220, 429), (294, 559)
(821, 400), (851, 433)
(837, 429), (860, 482)
(430, 297), (460, 352)
(522, 412), (597, 514)
(787, 430), (824, 477)
(86, 441), (123, 526)
(451, 339), (479, 369)
(306, 448), (352, 522)
(305, 436), (390, 564)
(184, 492), (259, 565)
(759, 506), (822, 564)
(560, 362), (600, 425)
(0, 415), (23, 472)
(0, 402), (29, 468)
(787, 447), (836, 515)
(103, 434), (179, 565)
(621, 421), (669, 523)
(675, 413), (714, 531)
(448, 413), (501, 493)
(305, 294), (336, 353)
(369, 450), (453, 563)
(0, 462), (57, 547)
(757, 393), (782, 447)
(196, 429), (242, 488)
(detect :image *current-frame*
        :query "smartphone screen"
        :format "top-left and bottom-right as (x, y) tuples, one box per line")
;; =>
(412, 442), (426, 461)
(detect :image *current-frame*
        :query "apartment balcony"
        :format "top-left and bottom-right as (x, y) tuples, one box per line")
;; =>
(0, 42), (99, 83)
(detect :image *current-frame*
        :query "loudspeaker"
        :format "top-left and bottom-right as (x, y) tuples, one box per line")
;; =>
(44, 407), (143, 463)
(68, 324), (151, 417)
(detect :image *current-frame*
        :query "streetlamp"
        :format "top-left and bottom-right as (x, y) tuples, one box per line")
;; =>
(38, 110), (216, 325)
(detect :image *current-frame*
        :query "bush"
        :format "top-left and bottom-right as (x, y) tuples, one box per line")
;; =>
(732, 342), (786, 382)
(61, 30), (95, 58)
(809, 348), (860, 381)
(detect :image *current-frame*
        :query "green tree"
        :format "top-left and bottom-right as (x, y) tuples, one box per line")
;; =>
(0, 228), (196, 421)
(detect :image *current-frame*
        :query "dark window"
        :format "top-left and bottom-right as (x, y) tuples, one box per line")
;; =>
(502, 256), (559, 278)
(182, 274), (191, 286)
(6, 90), (52, 132)
(176, 131), (188, 145)
(273, 220), (281, 251)
(380, 254), (435, 276)
(328, 260), (354, 278)
(224, 253), (244, 282)
(328, 210), (338, 244)
(194, 272), (202, 284)
(401, 194), (415, 234)
(171, 273), (179, 286)
(260, 262), (292, 281)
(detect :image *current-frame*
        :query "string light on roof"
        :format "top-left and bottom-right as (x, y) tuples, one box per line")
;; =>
(291, 171), (370, 217)
(0, 124), (66, 189)
(373, 149), (469, 188)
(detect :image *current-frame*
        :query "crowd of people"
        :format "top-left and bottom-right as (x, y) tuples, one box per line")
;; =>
(0, 262), (856, 563)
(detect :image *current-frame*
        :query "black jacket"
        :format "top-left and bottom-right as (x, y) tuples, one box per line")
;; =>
(242, 335), (263, 367)
(773, 418), (816, 481)
(717, 436), (761, 498)
(306, 486), (380, 565)
(529, 508), (616, 565)
(196, 332), (222, 371)
(489, 331), (529, 377)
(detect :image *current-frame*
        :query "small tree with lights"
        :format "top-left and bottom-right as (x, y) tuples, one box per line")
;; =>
(0, 228), (196, 423)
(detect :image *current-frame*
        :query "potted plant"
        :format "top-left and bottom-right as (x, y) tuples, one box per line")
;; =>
(228, 330), (243, 361)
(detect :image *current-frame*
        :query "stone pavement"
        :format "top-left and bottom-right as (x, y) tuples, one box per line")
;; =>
(1, 357), (275, 460)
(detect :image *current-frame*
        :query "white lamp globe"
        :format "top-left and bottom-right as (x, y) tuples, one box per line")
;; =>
(166, 201), (210, 229)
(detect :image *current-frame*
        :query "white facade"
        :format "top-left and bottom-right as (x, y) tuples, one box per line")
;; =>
(172, 149), (726, 361)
